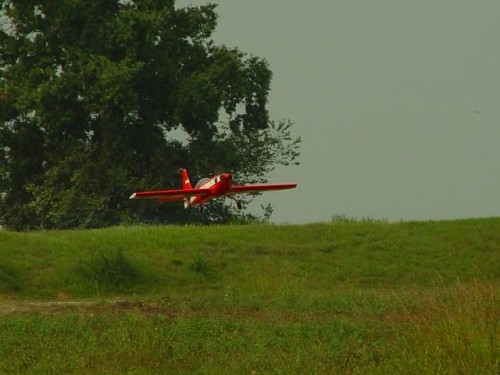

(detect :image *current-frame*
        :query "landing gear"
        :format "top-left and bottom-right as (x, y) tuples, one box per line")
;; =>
(228, 197), (243, 210)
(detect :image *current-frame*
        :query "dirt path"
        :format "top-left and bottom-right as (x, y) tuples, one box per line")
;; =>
(0, 299), (166, 315)
(0, 298), (420, 324)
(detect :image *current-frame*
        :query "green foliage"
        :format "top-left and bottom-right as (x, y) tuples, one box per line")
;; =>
(0, 0), (300, 230)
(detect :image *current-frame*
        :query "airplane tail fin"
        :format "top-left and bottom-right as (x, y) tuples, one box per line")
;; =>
(180, 168), (192, 208)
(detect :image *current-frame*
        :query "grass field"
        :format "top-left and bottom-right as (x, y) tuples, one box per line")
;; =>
(0, 219), (498, 373)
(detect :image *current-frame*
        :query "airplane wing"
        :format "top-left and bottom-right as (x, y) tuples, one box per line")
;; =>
(129, 188), (211, 201)
(228, 184), (297, 195)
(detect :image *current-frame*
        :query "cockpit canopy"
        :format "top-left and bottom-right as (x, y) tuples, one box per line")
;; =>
(194, 178), (210, 189)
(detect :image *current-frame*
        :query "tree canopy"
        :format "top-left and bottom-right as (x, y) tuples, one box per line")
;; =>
(0, 0), (300, 230)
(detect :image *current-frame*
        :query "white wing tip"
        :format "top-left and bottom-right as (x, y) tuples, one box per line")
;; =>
(129, 193), (136, 199)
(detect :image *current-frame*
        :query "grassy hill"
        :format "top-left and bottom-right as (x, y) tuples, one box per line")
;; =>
(0, 219), (498, 373)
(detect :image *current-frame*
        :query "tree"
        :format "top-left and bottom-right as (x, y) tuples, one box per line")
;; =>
(0, 0), (300, 230)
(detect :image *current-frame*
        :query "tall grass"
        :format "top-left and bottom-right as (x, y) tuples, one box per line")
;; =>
(0, 219), (498, 373)
(0, 218), (498, 298)
(0, 282), (496, 374)
(378, 280), (498, 374)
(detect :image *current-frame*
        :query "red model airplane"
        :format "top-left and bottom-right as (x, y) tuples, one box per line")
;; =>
(129, 168), (297, 209)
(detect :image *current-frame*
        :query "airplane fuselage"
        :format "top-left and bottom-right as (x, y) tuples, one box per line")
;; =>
(188, 173), (233, 206)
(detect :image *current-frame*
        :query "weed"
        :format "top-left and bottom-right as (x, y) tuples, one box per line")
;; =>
(189, 255), (218, 279)
(0, 265), (21, 292)
(75, 250), (140, 292)
(171, 258), (183, 267)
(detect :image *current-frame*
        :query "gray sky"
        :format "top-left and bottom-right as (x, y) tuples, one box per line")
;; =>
(178, 0), (500, 223)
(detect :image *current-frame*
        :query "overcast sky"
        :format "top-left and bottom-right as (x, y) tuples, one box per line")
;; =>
(178, 0), (500, 223)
